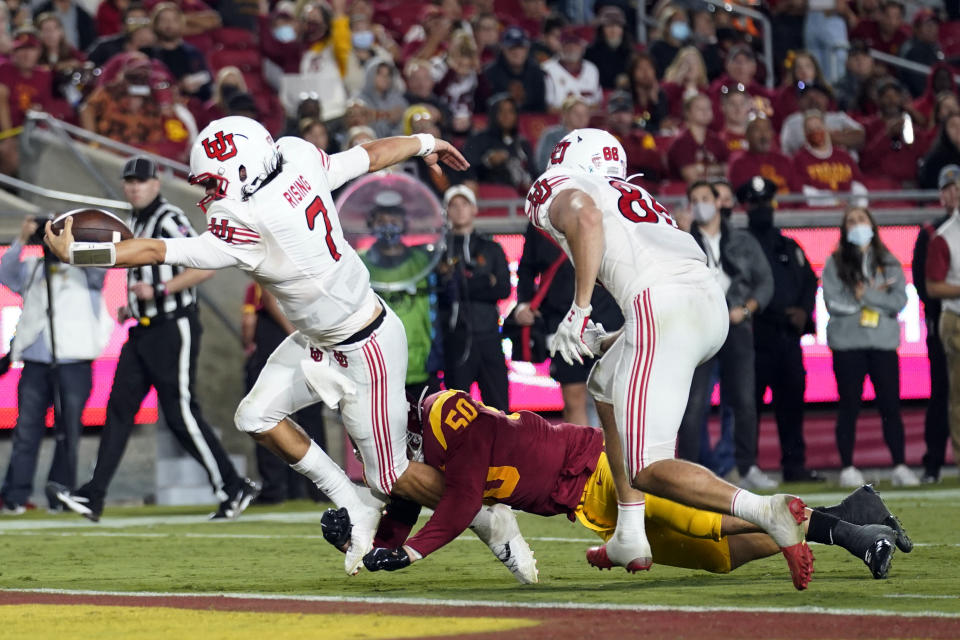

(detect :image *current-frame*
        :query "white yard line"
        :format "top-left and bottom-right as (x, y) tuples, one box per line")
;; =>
(2, 588), (958, 618)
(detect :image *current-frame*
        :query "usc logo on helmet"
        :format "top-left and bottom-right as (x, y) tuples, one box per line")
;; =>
(201, 131), (238, 161)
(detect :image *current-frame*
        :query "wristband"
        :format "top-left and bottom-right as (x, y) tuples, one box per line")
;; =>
(68, 242), (116, 267)
(413, 133), (436, 157)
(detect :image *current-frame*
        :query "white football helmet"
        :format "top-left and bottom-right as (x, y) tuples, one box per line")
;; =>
(189, 116), (280, 211)
(547, 128), (627, 180)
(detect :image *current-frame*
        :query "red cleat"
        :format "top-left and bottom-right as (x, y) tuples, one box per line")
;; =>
(781, 541), (815, 590)
(586, 546), (652, 573)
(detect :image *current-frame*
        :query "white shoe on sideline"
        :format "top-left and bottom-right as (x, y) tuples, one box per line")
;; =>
(839, 466), (865, 488)
(344, 504), (381, 576)
(472, 504), (538, 584)
(739, 465), (778, 490)
(891, 464), (920, 487)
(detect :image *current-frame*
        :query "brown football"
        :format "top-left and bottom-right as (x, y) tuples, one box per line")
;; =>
(51, 208), (134, 243)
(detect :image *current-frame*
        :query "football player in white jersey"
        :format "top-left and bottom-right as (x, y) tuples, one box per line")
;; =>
(524, 128), (814, 589)
(44, 116), (537, 581)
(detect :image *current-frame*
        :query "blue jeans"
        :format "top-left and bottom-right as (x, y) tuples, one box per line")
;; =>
(804, 11), (848, 84)
(698, 360), (736, 476)
(1, 361), (92, 507)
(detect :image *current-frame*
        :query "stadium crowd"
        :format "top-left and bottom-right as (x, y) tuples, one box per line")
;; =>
(2, 0), (960, 515)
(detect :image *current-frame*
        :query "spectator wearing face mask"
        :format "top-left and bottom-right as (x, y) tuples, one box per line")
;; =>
(822, 205), (918, 488)
(780, 81), (864, 156)
(342, 8), (395, 97)
(793, 110), (866, 207)
(677, 179), (775, 489)
(649, 6), (690, 78)
(258, 0), (350, 121)
(196, 65), (245, 130)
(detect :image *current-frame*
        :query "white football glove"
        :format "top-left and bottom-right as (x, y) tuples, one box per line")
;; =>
(581, 320), (609, 355)
(551, 303), (594, 365)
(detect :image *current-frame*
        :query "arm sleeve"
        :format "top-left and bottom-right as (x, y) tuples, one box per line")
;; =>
(516, 223), (541, 303)
(162, 233), (247, 269)
(404, 421), (493, 558)
(862, 259), (908, 315)
(821, 256), (861, 315)
(0, 241), (28, 293)
(912, 229), (931, 304)
(330, 15), (351, 77)
(325, 145), (371, 191)
(927, 235), (951, 282)
(746, 234), (774, 310)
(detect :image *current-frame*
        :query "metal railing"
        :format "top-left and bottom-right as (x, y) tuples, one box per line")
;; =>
(0, 173), (132, 212)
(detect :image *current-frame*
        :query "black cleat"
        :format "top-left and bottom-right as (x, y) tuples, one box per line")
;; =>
(48, 481), (102, 522)
(321, 507), (352, 552)
(825, 485), (913, 553)
(850, 524), (896, 579)
(210, 478), (260, 520)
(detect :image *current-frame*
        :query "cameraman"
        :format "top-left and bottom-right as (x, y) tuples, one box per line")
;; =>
(0, 215), (110, 514)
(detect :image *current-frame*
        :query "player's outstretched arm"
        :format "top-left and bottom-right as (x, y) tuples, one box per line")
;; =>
(362, 134), (469, 176)
(45, 217), (166, 267)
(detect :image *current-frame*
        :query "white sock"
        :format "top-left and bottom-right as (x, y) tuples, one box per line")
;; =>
(730, 488), (766, 525)
(289, 441), (363, 511)
(614, 501), (646, 540)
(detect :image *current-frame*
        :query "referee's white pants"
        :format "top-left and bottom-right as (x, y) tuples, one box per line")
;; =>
(588, 277), (728, 480)
(235, 307), (410, 496)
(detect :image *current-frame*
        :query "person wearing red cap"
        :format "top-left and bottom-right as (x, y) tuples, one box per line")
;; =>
(0, 29), (56, 175)
(542, 28), (601, 112)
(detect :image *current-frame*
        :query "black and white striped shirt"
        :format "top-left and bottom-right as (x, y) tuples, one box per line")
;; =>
(127, 196), (198, 320)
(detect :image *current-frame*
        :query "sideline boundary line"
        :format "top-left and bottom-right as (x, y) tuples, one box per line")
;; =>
(4, 588), (959, 619)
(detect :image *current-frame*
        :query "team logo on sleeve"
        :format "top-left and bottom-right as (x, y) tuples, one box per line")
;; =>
(309, 347), (323, 362)
(333, 351), (348, 368)
(201, 131), (238, 161)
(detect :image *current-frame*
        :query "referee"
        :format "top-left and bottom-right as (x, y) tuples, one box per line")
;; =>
(51, 156), (258, 521)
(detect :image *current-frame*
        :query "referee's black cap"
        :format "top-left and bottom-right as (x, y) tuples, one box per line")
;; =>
(123, 156), (158, 181)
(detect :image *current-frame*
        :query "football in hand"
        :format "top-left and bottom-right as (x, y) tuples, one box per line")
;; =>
(51, 208), (134, 243)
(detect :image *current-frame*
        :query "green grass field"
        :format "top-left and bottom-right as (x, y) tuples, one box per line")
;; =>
(2, 481), (959, 617)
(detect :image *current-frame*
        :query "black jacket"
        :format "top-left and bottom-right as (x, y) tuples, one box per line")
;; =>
(749, 226), (817, 339)
(912, 212), (952, 322)
(438, 231), (511, 337)
(461, 97), (534, 189)
(480, 53), (547, 113)
(919, 126), (960, 190)
(516, 223), (623, 333)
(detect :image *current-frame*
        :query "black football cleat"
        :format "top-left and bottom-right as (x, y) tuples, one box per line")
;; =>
(848, 524), (896, 579)
(210, 478), (260, 520)
(48, 481), (102, 522)
(828, 485), (913, 553)
(321, 507), (352, 552)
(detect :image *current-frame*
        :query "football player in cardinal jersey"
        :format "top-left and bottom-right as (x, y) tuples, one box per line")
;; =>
(352, 389), (901, 582)
(522, 128), (814, 589)
(44, 116), (530, 578)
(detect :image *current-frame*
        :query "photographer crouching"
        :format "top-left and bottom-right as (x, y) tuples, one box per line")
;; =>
(0, 215), (112, 514)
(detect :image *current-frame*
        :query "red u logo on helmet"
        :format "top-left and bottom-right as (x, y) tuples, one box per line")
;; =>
(202, 131), (238, 161)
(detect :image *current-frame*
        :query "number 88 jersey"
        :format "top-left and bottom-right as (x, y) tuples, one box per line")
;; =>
(524, 166), (708, 307)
